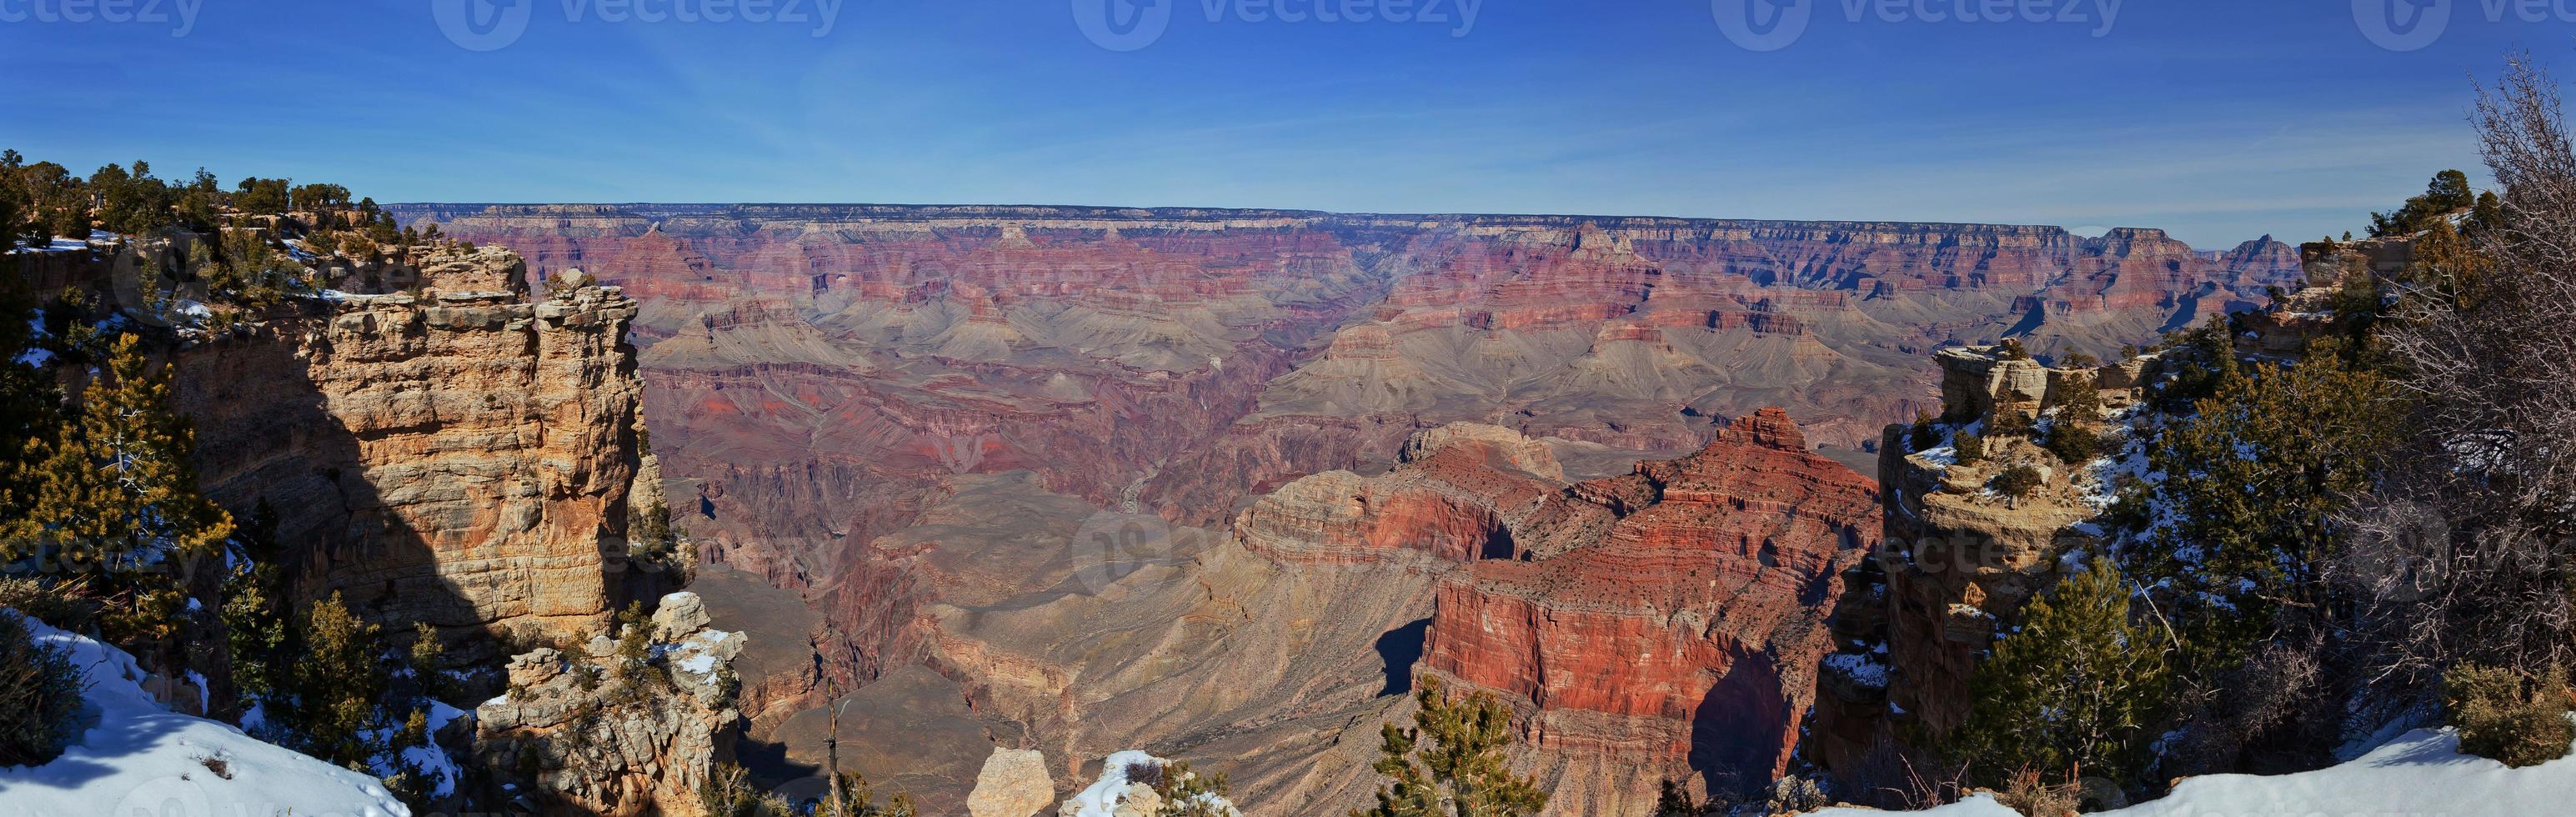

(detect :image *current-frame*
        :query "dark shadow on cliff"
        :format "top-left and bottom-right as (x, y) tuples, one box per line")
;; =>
(1375, 618), (1431, 696)
(172, 303), (601, 674)
(1686, 650), (1789, 799)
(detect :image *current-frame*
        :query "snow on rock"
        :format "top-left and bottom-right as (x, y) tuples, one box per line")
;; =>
(0, 609), (408, 817)
(1807, 725), (2576, 817)
(1066, 750), (1163, 817)
(1057, 750), (1240, 817)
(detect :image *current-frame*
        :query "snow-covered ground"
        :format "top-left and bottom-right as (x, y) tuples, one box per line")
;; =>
(0, 610), (409, 817)
(1810, 724), (2576, 817)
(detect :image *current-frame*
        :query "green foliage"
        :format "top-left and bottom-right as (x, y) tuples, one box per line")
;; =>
(233, 178), (289, 215)
(221, 503), (288, 702)
(1949, 559), (2171, 789)
(2151, 316), (2238, 412)
(2120, 353), (2397, 675)
(2, 333), (233, 645)
(0, 609), (84, 767)
(1910, 411), (1940, 453)
(1353, 674), (1549, 817)
(2446, 664), (2574, 769)
(409, 622), (452, 704)
(2041, 422), (2104, 466)
(290, 183), (351, 213)
(278, 592), (393, 768)
(1955, 432), (1986, 464)
(1991, 464), (2044, 499)
(2369, 169), (2476, 238)
(0, 153), (27, 248)
(1155, 759), (1234, 816)
(1988, 409), (2034, 440)
(194, 228), (312, 306)
(2050, 374), (2102, 422)
(1997, 338), (2032, 360)
(88, 161), (177, 237)
(613, 600), (657, 690)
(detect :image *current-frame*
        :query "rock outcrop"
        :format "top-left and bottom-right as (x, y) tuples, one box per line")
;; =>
(1421, 409), (1880, 811)
(171, 245), (667, 653)
(1812, 345), (2128, 781)
(472, 592), (744, 815)
(969, 747), (1057, 817)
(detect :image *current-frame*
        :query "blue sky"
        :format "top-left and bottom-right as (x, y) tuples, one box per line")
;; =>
(0, 1), (2568, 247)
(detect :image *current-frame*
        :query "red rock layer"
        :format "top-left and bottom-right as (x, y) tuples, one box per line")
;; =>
(1421, 409), (1881, 804)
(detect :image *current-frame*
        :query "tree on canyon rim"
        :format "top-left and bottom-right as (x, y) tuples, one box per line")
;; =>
(1354, 675), (1549, 817)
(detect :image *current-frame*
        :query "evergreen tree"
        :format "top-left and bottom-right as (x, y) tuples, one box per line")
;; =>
(233, 178), (289, 215)
(1949, 559), (2171, 788)
(2370, 169), (2478, 237)
(278, 592), (393, 769)
(2119, 353), (2395, 675)
(221, 501), (288, 704)
(1353, 675), (1549, 817)
(2, 333), (232, 585)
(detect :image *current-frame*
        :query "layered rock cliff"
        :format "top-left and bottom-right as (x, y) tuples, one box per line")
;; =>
(170, 246), (668, 654)
(1420, 409), (1879, 811)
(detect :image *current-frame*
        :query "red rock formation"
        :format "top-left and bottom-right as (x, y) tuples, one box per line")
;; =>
(1420, 409), (1880, 809)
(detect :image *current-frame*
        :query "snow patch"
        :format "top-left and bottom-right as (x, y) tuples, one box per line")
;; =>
(0, 609), (409, 816)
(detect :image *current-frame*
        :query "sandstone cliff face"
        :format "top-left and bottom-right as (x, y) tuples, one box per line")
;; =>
(1420, 409), (1879, 811)
(173, 247), (664, 651)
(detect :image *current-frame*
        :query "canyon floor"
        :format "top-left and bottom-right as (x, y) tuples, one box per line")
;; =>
(394, 203), (2300, 814)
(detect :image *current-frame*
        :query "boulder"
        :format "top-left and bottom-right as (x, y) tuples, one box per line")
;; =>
(968, 748), (1055, 817)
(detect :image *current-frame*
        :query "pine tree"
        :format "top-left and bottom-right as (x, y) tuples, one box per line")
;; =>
(1353, 675), (1549, 817)
(221, 501), (288, 704)
(2123, 354), (2394, 674)
(2, 333), (231, 629)
(282, 592), (393, 769)
(1949, 559), (2171, 788)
